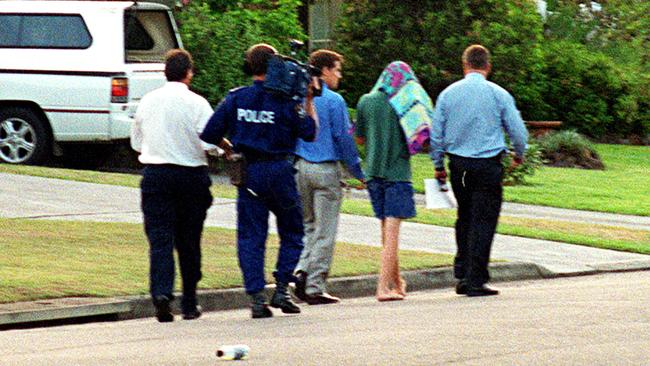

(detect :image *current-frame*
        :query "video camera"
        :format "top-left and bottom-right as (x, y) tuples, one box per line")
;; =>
(264, 40), (322, 100)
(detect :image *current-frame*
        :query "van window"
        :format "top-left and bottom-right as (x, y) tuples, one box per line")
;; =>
(0, 14), (92, 49)
(125, 10), (178, 63)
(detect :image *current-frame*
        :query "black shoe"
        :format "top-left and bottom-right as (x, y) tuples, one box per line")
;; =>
(305, 292), (340, 305)
(466, 285), (499, 297)
(270, 283), (301, 314)
(182, 305), (202, 320)
(252, 303), (273, 318)
(251, 293), (273, 319)
(455, 281), (467, 295)
(153, 295), (174, 323)
(294, 272), (307, 302)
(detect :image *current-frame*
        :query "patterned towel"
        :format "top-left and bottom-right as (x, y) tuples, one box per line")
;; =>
(371, 61), (434, 155)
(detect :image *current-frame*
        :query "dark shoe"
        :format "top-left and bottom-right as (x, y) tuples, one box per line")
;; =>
(466, 285), (499, 297)
(455, 280), (467, 295)
(270, 283), (301, 314)
(182, 305), (202, 320)
(294, 271), (307, 302)
(305, 292), (340, 305)
(252, 303), (273, 319)
(251, 292), (273, 319)
(153, 295), (174, 323)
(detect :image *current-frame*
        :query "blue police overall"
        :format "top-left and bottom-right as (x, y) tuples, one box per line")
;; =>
(200, 81), (316, 295)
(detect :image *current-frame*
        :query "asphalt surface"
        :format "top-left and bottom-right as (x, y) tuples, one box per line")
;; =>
(2, 271), (650, 365)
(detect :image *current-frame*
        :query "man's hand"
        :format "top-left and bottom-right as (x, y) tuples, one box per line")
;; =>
(434, 168), (447, 182)
(307, 76), (321, 100)
(341, 178), (366, 190)
(511, 154), (524, 169)
(304, 77), (319, 122)
(217, 138), (234, 160)
(357, 177), (367, 190)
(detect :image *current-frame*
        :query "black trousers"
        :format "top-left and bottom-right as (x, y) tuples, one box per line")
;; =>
(448, 154), (503, 287)
(141, 164), (213, 312)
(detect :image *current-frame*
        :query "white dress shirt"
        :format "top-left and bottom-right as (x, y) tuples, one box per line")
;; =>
(131, 82), (215, 167)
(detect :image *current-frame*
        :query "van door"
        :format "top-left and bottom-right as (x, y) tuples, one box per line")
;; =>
(122, 5), (181, 102)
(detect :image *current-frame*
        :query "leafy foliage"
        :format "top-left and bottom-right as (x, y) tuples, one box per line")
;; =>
(540, 1), (649, 140)
(333, 0), (550, 120)
(545, 0), (650, 72)
(333, 0), (649, 141)
(541, 40), (645, 138)
(175, 0), (306, 105)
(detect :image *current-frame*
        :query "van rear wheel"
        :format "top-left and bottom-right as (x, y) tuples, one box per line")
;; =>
(0, 107), (50, 165)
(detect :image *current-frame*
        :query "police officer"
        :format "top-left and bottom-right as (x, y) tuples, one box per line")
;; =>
(200, 44), (317, 318)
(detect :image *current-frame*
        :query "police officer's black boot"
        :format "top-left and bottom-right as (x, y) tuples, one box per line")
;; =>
(250, 292), (273, 319)
(270, 282), (301, 314)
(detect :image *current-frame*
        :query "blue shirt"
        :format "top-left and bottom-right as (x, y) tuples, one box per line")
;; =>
(200, 81), (316, 156)
(295, 84), (364, 179)
(429, 73), (528, 169)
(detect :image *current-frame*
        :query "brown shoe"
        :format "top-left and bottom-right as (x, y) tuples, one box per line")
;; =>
(305, 292), (340, 305)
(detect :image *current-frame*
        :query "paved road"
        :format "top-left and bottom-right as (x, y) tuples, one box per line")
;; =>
(2, 271), (650, 365)
(2, 173), (648, 275)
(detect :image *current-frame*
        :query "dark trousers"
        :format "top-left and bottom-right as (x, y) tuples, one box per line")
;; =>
(448, 154), (503, 287)
(141, 164), (213, 312)
(237, 159), (304, 295)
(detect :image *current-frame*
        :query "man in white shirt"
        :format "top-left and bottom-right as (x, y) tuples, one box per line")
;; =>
(131, 49), (226, 322)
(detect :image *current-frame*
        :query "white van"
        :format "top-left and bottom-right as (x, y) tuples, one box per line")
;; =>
(0, 1), (182, 164)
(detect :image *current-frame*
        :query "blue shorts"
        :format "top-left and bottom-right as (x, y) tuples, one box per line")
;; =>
(367, 178), (416, 219)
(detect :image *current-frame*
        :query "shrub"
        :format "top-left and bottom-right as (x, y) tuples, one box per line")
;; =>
(536, 130), (604, 169)
(175, 0), (306, 105)
(541, 40), (645, 139)
(333, 0), (550, 120)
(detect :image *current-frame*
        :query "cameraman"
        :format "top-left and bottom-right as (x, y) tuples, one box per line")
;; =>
(293, 50), (365, 305)
(200, 43), (318, 319)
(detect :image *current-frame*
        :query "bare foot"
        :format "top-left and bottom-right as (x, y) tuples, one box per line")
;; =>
(377, 291), (405, 302)
(398, 277), (407, 297)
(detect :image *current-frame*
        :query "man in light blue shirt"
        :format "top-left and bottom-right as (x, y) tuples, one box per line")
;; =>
(294, 50), (365, 305)
(430, 44), (528, 297)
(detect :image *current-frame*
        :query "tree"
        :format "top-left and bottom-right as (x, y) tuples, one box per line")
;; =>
(175, 0), (306, 105)
(333, 0), (550, 120)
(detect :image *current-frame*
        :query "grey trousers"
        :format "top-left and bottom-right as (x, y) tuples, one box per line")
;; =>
(294, 158), (343, 295)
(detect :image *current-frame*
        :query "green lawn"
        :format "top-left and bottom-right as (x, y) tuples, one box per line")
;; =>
(0, 218), (452, 303)
(410, 144), (650, 216)
(341, 201), (650, 255)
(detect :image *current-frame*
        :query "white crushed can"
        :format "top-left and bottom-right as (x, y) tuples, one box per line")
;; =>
(216, 344), (250, 360)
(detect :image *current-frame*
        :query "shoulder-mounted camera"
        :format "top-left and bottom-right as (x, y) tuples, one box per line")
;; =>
(263, 40), (322, 100)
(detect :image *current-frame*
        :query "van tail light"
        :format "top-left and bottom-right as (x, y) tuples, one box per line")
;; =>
(111, 77), (129, 103)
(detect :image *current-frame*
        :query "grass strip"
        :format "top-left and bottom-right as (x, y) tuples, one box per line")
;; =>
(341, 201), (650, 255)
(0, 218), (453, 303)
(410, 144), (650, 216)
